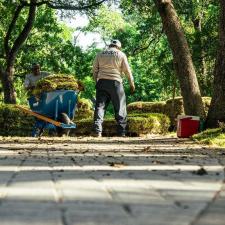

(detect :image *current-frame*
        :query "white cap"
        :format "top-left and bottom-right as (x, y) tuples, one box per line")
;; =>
(110, 39), (122, 48)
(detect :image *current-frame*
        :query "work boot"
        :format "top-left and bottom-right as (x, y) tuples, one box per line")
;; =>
(117, 133), (126, 137)
(92, 132), (102, 137)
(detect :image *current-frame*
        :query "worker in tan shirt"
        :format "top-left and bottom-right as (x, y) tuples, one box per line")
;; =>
(92, 39), (135, 137)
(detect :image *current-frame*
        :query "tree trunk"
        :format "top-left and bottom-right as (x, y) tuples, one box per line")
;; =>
(1, 66), (16, 103)
(206, 0), (225, 128)
(2, 0), (36, 104)
(154, 0), (205, 118)
(192, 18), (207, 95)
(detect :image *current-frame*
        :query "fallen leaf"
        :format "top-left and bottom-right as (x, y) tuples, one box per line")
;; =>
(192, 167), (208, 176)
(108, 161), (126, 167)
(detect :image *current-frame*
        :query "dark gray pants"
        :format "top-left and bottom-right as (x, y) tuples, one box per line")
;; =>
(93, 79), (127, 134)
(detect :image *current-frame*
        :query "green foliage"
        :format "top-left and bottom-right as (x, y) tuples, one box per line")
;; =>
(174, 0), (219, 96)
(3, 4), (94, 92)
(14, 78), (29, 105)
(85, 5), (126, 38)
(119, 0), (219, 97)
(16, 6), (74, 74)
(84, 4), (179, 102)
(80, 76), (96, 100)
(58, 21), (75, 41)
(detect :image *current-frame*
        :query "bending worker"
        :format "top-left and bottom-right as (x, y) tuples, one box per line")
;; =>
(92, 39), (135, 137)
(24, 63), (49, 90)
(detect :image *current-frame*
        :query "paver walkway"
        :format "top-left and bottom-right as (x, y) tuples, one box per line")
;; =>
(0, 135), (224, 225)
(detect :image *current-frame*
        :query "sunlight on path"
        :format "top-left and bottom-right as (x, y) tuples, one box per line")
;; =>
(0, 135), (224, 225)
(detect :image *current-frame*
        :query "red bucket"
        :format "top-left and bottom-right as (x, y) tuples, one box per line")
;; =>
(177, 115), (200, 138)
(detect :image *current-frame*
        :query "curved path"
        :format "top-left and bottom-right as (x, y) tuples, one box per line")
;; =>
(0, 135), (224, 225)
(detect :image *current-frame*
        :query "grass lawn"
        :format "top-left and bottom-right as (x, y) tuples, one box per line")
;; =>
(192, 128), (225, 147)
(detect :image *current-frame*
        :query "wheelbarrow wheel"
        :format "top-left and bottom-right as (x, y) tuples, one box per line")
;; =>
(32, 120), (44, 137)
(57, 113), (71, 137)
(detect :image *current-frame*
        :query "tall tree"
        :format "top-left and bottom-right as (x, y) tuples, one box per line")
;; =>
(206, 0), (225, 128)
(173, 0), (219, 96)
(1, 0), (36, 103)
(153, 0), (205, 117)
(0, 0), (106, 103)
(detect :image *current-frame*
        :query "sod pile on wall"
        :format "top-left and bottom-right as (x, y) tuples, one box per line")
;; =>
(0, 96), (94, 136)
(75, 98), (94, 120)
(202, 97), (211, 113)
(0, 96), (210, 136)
(128, 113), (170, 135)
(164, 97), (211, 127)
(127, 97), (211, 129)
(73, 113), (170, 136)
(0, 104), (34, 136)
(127, 101), (166, 114)
(0, 105), (170, 137)
(31, 74), (84, 96)
(163, 97), (184, 127)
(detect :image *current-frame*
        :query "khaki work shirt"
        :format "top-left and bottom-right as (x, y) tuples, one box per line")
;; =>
(92, 47), (134, 85)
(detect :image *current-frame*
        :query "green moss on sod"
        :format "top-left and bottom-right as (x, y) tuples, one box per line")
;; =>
(127, 101), (166, 114)
(128, 113), (170, 135)
(73, 113), (170, 136)
(192, 128), (225, 147)
(0, 104), (34, 136)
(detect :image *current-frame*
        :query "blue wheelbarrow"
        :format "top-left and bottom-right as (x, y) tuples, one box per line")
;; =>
(17, 90), (78, 137)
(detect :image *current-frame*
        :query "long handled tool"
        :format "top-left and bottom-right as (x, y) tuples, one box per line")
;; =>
(16, 105), (75, 128)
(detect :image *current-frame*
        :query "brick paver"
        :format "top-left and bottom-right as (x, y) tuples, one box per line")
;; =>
(0, 135), (224, 225)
